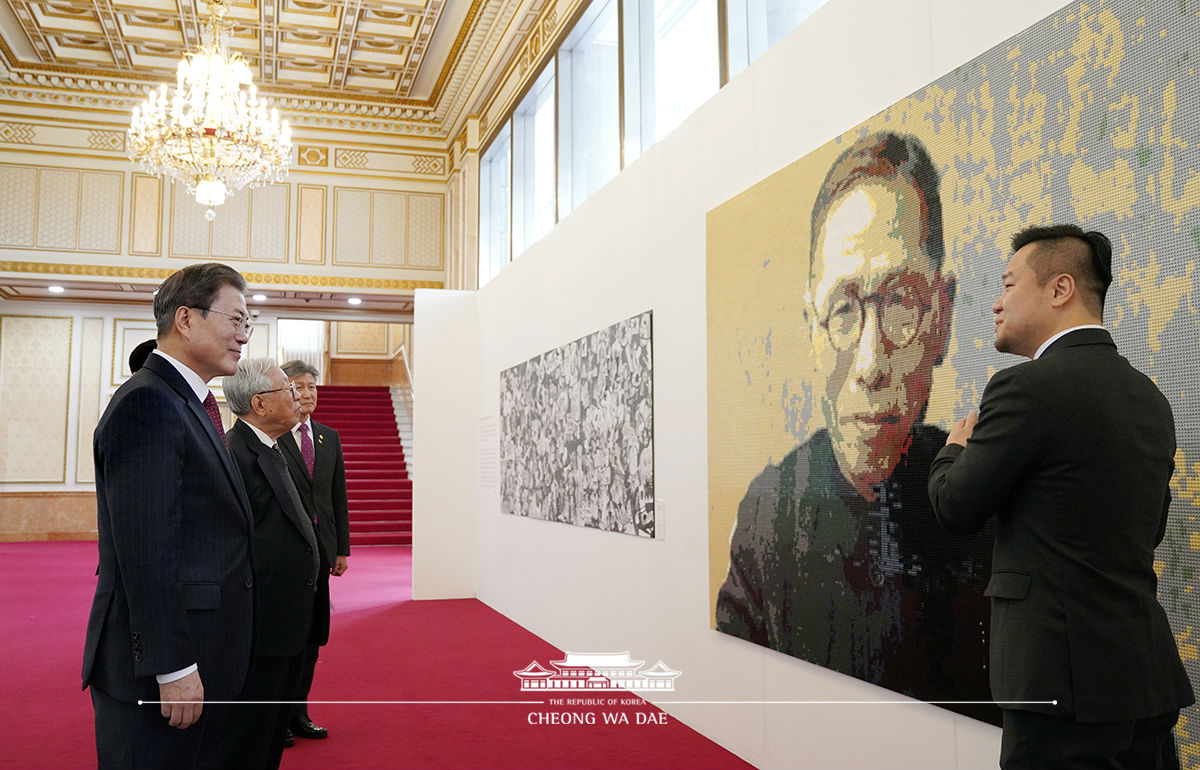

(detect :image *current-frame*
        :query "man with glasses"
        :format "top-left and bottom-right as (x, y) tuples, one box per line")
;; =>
(84, 263), (256, 769)
(220, 358), (319, 769)
(716, 132), (995, 719)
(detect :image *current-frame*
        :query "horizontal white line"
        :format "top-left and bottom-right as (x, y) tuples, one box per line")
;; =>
(141, 700), (548, 705)
(655, 700), (1056, 706)
(142, 699), (1055, 706)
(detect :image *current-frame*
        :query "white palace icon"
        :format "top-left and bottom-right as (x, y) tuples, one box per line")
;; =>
(514, 651), (681, 692)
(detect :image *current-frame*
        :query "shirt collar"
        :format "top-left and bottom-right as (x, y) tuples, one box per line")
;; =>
(293, 416), (313, 437)
(151, 349), (210, 403)
(1034, 324), (1106, 359)
(238, 419), (278, 449)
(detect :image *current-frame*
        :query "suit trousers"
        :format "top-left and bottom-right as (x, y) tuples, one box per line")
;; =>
(1000, 709), (1180, 770)
(92, 684), (231, 770)
(220, 653), (306, 770)
(292, 560), (331, 723)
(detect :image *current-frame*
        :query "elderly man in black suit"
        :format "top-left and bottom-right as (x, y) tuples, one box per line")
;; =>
(929, 224), (1195, 769)
(83, 263), (255, 770)
(221, 358), (320, 770)
(277, 359), (351, 742)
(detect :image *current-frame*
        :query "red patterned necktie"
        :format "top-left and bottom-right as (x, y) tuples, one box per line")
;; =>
(203, 392), (229, 449)
(299, 422), (315, 477)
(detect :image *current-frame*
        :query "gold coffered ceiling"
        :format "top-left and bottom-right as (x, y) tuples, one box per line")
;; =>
(0, 0), (557, 138)
(4, 0), (447, 98)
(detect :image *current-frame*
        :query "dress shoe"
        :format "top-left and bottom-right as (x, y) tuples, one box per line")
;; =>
(291, 715), (328, 740)
(283, 730), (295, 748)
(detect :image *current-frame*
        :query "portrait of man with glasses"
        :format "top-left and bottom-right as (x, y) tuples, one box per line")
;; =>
(715, 131), (996, 722)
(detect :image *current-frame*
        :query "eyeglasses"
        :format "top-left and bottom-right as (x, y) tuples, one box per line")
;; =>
(191, 306), (254, 338)
(256, 382), (298, 399)
(816, 282), (930, 352)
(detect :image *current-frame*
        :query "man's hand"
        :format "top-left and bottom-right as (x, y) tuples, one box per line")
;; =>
(159, 670), (204, 729)
(947, 411), (978, 447)
(333, 555), (348, 576)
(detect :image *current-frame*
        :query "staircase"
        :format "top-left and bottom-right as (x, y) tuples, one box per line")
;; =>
(312, 385), (412, 546)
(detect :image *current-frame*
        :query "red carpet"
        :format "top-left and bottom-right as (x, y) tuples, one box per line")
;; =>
(314, 385), (412, 547)
(0, 542), (752, 770)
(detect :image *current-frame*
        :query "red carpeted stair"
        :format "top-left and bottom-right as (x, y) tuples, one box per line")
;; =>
(312, 385), (411, 547)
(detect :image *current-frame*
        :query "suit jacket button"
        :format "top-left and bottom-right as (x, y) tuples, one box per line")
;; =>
(134, 653), (143, 663)
(244, 578), (254, 588)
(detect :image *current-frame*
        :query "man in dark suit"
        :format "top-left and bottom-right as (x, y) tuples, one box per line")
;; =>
(278, 359), (351, 742)
(221, 358), (320, 770)
(928, 224), (1194, 769)
(83, 263), (255, 770)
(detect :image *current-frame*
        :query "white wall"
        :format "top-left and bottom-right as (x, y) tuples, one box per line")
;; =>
(412, 0), (1067, 767)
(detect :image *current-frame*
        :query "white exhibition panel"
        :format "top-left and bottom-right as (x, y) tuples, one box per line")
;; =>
(413, 0), (1069, 766)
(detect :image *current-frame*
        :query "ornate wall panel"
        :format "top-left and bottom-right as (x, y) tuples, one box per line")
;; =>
(211, 193), (252, 260)
(75, 318), (103, 484)
(0, 164), (121, 253)
(36, 168), (79, 250)
(371, 191), (406, 266)
(0, 315), (72, 483)
(333, 188), (372, 265)
(170, 182), (290, 261)
(331, 186), (444, 268)
(79, 172), (122, 252)
(407, 193), (443, 268)
(130, 174), (163, 255)
(0, 165), (37, 248)
(169, 186), (211, 257)
(333, 321), (390, 355)
(249, 185), (290, 262)
(297, 185), (327, 264)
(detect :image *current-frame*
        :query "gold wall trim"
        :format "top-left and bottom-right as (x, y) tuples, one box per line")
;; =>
(0, 260), (444, 289)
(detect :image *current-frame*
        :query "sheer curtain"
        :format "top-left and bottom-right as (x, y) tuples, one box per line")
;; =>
(277, 319), (327, 382)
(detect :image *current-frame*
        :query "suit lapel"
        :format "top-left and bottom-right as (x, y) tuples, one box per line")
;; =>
(143, 355), (251, 519)
(236, 423), (319, 557)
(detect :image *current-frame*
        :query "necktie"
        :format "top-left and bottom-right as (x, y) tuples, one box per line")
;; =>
(299, 422), (315, 477)
(203, 392), (229, 449)
(273, 443), (317, 529)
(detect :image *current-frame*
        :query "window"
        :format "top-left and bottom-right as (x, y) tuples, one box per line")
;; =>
(557, 0), (619, 217)
(479, 123), (511, 286)
(478, 0), (825, 281)
(512, 63), (557, 255)
(726, 0), (829, 79)
(624, 0), (720, 162)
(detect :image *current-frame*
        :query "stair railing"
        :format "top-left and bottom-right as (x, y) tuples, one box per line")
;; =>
(399, 344), (415, 400)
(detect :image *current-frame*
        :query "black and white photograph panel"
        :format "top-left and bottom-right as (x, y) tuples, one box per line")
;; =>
(500, 311), (655, 538)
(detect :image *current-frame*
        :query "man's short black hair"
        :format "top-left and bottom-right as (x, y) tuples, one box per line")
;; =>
(153, 263), (247, 338)
(810, 131), (945, 272)
(1011, 224), (1112, 315)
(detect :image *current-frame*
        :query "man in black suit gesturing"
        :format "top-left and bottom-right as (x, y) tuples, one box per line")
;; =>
(277, 360), (351, 741)
(928, 224), (1194, 769)
(221, 358), (320, 769)
(83, 263), (255, 769)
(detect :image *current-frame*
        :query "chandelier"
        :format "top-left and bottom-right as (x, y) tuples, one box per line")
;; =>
(128, 0), (292, 220)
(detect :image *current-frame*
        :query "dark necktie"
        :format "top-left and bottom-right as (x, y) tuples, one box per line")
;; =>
(299, 422), (316, 477)
(273, 443), (317, 528)
(203, 392), (229, 449)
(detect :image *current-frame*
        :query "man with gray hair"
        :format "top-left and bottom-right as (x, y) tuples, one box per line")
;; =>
(220, 358), (320, 770)
(277, 359), (350, 743)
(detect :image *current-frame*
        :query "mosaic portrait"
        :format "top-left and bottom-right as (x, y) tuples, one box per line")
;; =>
(707, 0), (1200, 741)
